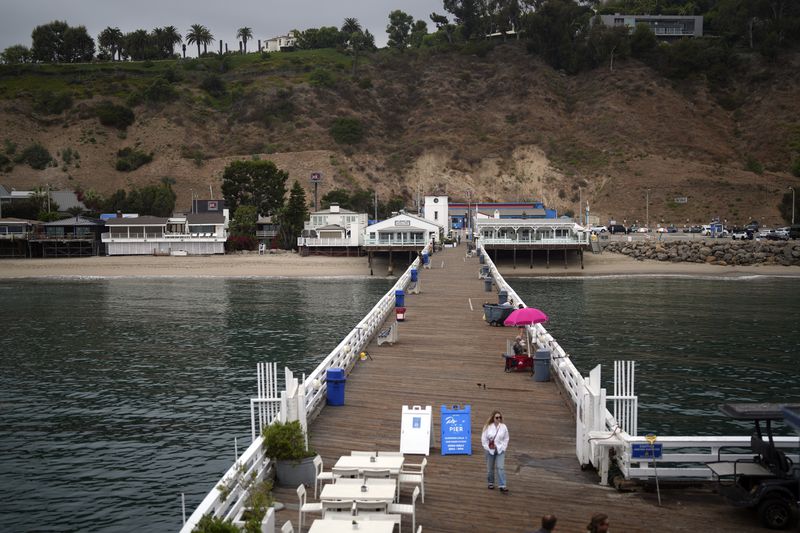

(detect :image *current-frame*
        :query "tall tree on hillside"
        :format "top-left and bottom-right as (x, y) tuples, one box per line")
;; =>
(221, 160), (288, 216)
(430, 13), (455, 44)
(296, 26), (346, 49)
(341, 17), (365, 76)
(409, 20), (429, 48)
(123, 29), (150, 61)
(98, 27), (123, 60)
(162, 26), (182, 57)
(62, 25), (95, 62)
(387, 10), (415, 50)
(187, 24), (213, 57)
(31, 20), (68, 62)
(237, 27), (253, 53)
(1, 44), (32, 64)
(277, 181), (309, 249)
(443, 0), (486, 40)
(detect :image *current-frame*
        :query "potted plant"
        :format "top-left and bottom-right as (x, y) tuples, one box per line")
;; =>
(262, 420), (317, 487)
(232, 478), (275, 533)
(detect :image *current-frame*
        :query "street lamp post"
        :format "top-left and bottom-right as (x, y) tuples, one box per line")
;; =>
(646, 188), (650, 230)
(789, 186), (796, 225)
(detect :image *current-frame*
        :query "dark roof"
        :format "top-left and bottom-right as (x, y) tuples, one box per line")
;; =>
(44, 216), (103, 227)
(104, 216), (167, 226)
(475, 208), (547, 217)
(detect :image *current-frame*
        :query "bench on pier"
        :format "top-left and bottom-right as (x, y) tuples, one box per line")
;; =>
(377, 321), (398, 346)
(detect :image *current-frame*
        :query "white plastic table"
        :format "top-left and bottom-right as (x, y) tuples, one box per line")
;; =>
(320, 482), (396, 503)
(334, 455), (404, 475)
(308, 519), (395, 533)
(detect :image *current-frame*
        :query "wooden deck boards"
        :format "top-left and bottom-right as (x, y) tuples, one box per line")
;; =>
(273, 245), (764, 532)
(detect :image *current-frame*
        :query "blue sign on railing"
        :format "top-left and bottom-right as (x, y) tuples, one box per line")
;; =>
(631, 443), (663, 459)
(441, 405), (471, 455)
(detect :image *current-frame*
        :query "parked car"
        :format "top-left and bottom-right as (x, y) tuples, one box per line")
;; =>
(766, 227), (790, 241)
(687, 226), (703, 233)
(745, 221), (760, 232)
(589, 225), (608, 233)
(730, 228), (753, 240)
(667, 226), (679, 233)
(637, 227), (650, 233)
(757, 228), (773, 239)
(607, 224), (627, 234)
(790, 224), (800, 239)
(656, 227), (668, 233)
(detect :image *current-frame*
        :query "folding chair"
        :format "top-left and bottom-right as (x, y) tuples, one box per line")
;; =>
(313, 455), (335, 499)
(296, 484), (322, 531)
(398, 457), (427, 503)
(388, 486), (419, 533)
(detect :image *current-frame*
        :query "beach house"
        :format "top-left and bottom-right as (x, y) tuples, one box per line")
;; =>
(102, 213), (227, 255)
(297, 204), (368, 255)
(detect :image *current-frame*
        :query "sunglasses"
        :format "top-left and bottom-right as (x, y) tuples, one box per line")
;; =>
(494, 416), (502, 420)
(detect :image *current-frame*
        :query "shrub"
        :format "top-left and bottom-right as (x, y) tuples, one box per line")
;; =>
(792, 158), (800, 178)
(33, 90), (73, 115)
(745, 155), (764, 175)
(116, 147), (153, 171)
(262, 420), (315, 460)
(192, 514), (239, 533)
(15, 143), (52, 169)
(225, 234), (257, 251)
(308, 68), (335, 88)
(142, 78), (178, 104)
(330, 117), (364, 145)
(96, 101), (135, 130)
(200, 74), (226, 98)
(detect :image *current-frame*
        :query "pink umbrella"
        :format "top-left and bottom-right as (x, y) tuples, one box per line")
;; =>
(504, 307), (548, 327)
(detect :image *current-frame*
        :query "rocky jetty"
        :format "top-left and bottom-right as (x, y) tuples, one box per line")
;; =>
(603, 239), (800, 267)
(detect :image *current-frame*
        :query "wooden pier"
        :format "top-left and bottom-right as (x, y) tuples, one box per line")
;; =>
(272, 245), (765, 532)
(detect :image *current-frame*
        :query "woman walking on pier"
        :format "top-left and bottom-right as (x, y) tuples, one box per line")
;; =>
(481, 410), (509, 493)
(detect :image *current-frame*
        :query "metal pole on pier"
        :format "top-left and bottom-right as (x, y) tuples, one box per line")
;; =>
(181, 493), (186, 524)
(645, 433), (662, 506)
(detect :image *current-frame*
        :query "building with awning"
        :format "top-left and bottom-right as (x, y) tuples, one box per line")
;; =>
(102, 213), (227, 255)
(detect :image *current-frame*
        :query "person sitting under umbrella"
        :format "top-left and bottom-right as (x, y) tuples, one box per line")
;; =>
(513, 336), (527, 355)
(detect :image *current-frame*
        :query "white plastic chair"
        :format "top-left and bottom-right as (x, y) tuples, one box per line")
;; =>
(398, 457), (427, 503)
(296, 484), (322, 531)
(313, 455), (335, 499)
(363, 469), (391, 480)
(281, 521), (294, 533)
(332, 467), (360, 480)
(388, 486), (419, 533)
(322, 499), (355, 519)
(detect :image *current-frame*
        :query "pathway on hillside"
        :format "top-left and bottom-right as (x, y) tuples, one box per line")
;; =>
(273, 244), (763, 532)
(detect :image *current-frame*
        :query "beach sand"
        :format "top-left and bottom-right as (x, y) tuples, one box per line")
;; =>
(1, 249), (798, 279)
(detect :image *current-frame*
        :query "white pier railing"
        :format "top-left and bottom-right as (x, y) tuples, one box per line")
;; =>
(180, 242), (432, 532)
(478, 244), (800, 484)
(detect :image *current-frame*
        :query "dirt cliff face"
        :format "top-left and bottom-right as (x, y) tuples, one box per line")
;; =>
(1, 43), (798, 226)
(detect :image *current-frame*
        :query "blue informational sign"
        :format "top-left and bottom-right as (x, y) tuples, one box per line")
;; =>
(441, 405), (471, 455)
(631, 443), (663, 459)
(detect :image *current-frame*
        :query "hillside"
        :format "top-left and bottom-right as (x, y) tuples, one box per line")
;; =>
(1, 43), (799, 226)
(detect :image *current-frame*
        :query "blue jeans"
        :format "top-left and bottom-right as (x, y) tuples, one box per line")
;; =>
(485, 451), (506, 488)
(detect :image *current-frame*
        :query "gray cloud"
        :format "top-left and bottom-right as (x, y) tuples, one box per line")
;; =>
(0, 0), (445, 55)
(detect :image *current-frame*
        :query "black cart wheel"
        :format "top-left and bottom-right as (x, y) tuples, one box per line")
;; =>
(758, 497), (796, 530)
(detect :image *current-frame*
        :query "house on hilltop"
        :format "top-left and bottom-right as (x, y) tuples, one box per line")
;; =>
(265, 31), (297, 52)
(596, 14), (703, 39)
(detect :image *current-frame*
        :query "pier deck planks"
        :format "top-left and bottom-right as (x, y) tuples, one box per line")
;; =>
(274, 245), (764, 532)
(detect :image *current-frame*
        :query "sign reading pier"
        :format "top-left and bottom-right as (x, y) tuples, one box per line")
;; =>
(441, 404), (471, 455)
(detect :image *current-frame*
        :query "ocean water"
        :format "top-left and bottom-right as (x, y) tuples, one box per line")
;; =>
(510, 276), (800, 436)
(0, 278), (393, 533)
(1, 276), (799, 532)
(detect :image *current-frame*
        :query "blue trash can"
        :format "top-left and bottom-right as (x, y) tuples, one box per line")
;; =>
(410, 268), (418, 282)
(480, 265), (489, 277)
(395, 289), (405, 307)
(421, 252), (429, 265)
(498, 290), (508, 305)
(326, 368), (346, 405)
(479, 252), (485, 264)
(484, 278), (493, 292)
(533, 350), (551, 382)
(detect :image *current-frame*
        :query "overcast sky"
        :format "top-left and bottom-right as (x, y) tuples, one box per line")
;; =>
(0, 0), (446, 56)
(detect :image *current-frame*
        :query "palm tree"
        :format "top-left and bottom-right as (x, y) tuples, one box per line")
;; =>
(200, 27), (214, 55)
(98, 26), (123, 61)
(341, 18), (361, 35)
(237, 27), (253, 54)
(187, 24), (210, 58)
(163, 25), (182, 57)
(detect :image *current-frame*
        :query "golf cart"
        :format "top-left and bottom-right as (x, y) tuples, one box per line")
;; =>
(706, 403), (800, 529)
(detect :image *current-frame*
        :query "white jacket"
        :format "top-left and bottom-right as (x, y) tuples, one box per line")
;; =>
(481, 423), (509, 455)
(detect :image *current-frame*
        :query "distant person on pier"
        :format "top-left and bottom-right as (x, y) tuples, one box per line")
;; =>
(513, 336), (526, 356)
(481, 410), (509, 493)
(587, 513), (610, 533)
(528, 514), (557, 533)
